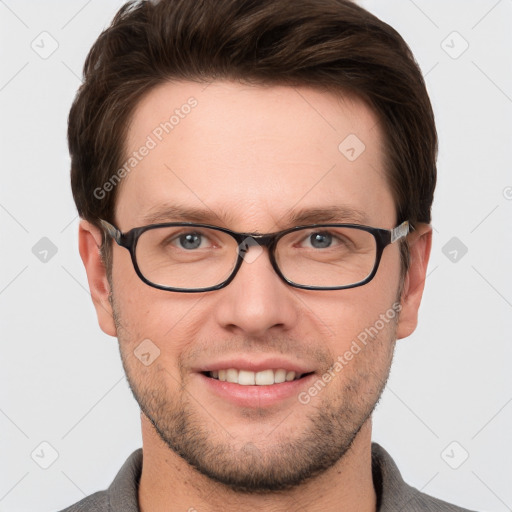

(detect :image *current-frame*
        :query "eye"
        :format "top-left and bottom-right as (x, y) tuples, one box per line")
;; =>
(295, 229), (352, 251)
(308, 232), (333, 249)
(154, 227), (223, 253)
(177, 232), (205, 250)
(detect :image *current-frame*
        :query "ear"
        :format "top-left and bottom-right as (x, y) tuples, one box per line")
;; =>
(396, 224), (432, 340)
(78, 220), (117, 337)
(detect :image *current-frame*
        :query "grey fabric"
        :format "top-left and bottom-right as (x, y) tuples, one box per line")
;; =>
(59, 449), (141, 512)
(60, 443), (477, 511)
(370, 444), (476, 511)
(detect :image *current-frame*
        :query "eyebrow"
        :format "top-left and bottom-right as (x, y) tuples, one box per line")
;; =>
(285, 206), (368, 226)
(141, 204), (236, 225)
(140, 204), (369, 229)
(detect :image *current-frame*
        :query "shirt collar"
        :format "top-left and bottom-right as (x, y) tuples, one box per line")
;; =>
(108, 442), (415, 511)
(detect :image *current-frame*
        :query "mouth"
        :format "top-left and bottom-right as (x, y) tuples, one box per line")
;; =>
(201, 368), (314, 386)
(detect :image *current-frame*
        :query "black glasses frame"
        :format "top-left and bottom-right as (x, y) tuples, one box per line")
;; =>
(99, 219), (409, 293)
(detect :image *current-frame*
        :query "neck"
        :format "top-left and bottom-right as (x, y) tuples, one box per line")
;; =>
(138, 415), (377, 512)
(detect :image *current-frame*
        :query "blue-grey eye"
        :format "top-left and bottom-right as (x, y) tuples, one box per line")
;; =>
(179, 233), (202, 250)
(310, 232), (332, 249)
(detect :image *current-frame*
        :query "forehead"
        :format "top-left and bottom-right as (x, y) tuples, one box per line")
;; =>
(117, 80), (394, 230)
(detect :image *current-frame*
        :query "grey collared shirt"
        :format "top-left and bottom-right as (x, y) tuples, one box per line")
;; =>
(59, 443), (476, 511)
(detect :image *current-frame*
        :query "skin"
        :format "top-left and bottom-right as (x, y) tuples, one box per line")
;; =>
(79, 81), (431, 512)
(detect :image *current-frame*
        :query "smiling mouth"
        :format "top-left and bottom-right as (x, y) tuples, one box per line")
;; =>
(202, 368), (314, 386)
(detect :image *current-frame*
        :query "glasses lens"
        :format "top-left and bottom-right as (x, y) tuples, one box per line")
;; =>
(275, 226), (377, 288)
(135, 226), (239, 289)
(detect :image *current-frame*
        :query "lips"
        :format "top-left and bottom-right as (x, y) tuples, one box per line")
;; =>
(194, 357), (316, 407)
(198, 370), (317, 408)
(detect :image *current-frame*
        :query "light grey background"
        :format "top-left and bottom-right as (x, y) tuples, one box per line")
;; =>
(1, 1), (511, 511)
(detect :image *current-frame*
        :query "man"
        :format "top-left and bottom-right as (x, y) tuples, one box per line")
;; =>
(62, 0), (475, 510)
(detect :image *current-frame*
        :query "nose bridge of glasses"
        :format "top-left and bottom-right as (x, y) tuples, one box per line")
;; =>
(234, 232), (279, 260)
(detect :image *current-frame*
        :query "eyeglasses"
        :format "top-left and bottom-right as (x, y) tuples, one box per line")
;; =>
(99, 219), (409, 293)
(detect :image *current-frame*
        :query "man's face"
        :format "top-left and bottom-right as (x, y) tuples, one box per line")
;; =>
(109, 81), (403, 491)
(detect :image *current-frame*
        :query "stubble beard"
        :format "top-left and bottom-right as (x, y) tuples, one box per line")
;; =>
(112, 294), (397, 494)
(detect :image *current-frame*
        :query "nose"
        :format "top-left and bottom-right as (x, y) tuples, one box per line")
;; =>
(213, 245), (300, 337)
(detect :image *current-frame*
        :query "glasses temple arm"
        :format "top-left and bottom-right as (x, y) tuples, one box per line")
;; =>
(390, 220), (410, 243)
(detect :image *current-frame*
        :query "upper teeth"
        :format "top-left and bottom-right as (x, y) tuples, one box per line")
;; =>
(209, 368), (301, 385)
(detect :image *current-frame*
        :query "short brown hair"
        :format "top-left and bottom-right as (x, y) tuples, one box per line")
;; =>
(68, 0), (437, 272)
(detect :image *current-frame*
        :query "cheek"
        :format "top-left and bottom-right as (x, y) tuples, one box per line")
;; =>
(303, 271), (401, 358)
(111, 272), (208, 378)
